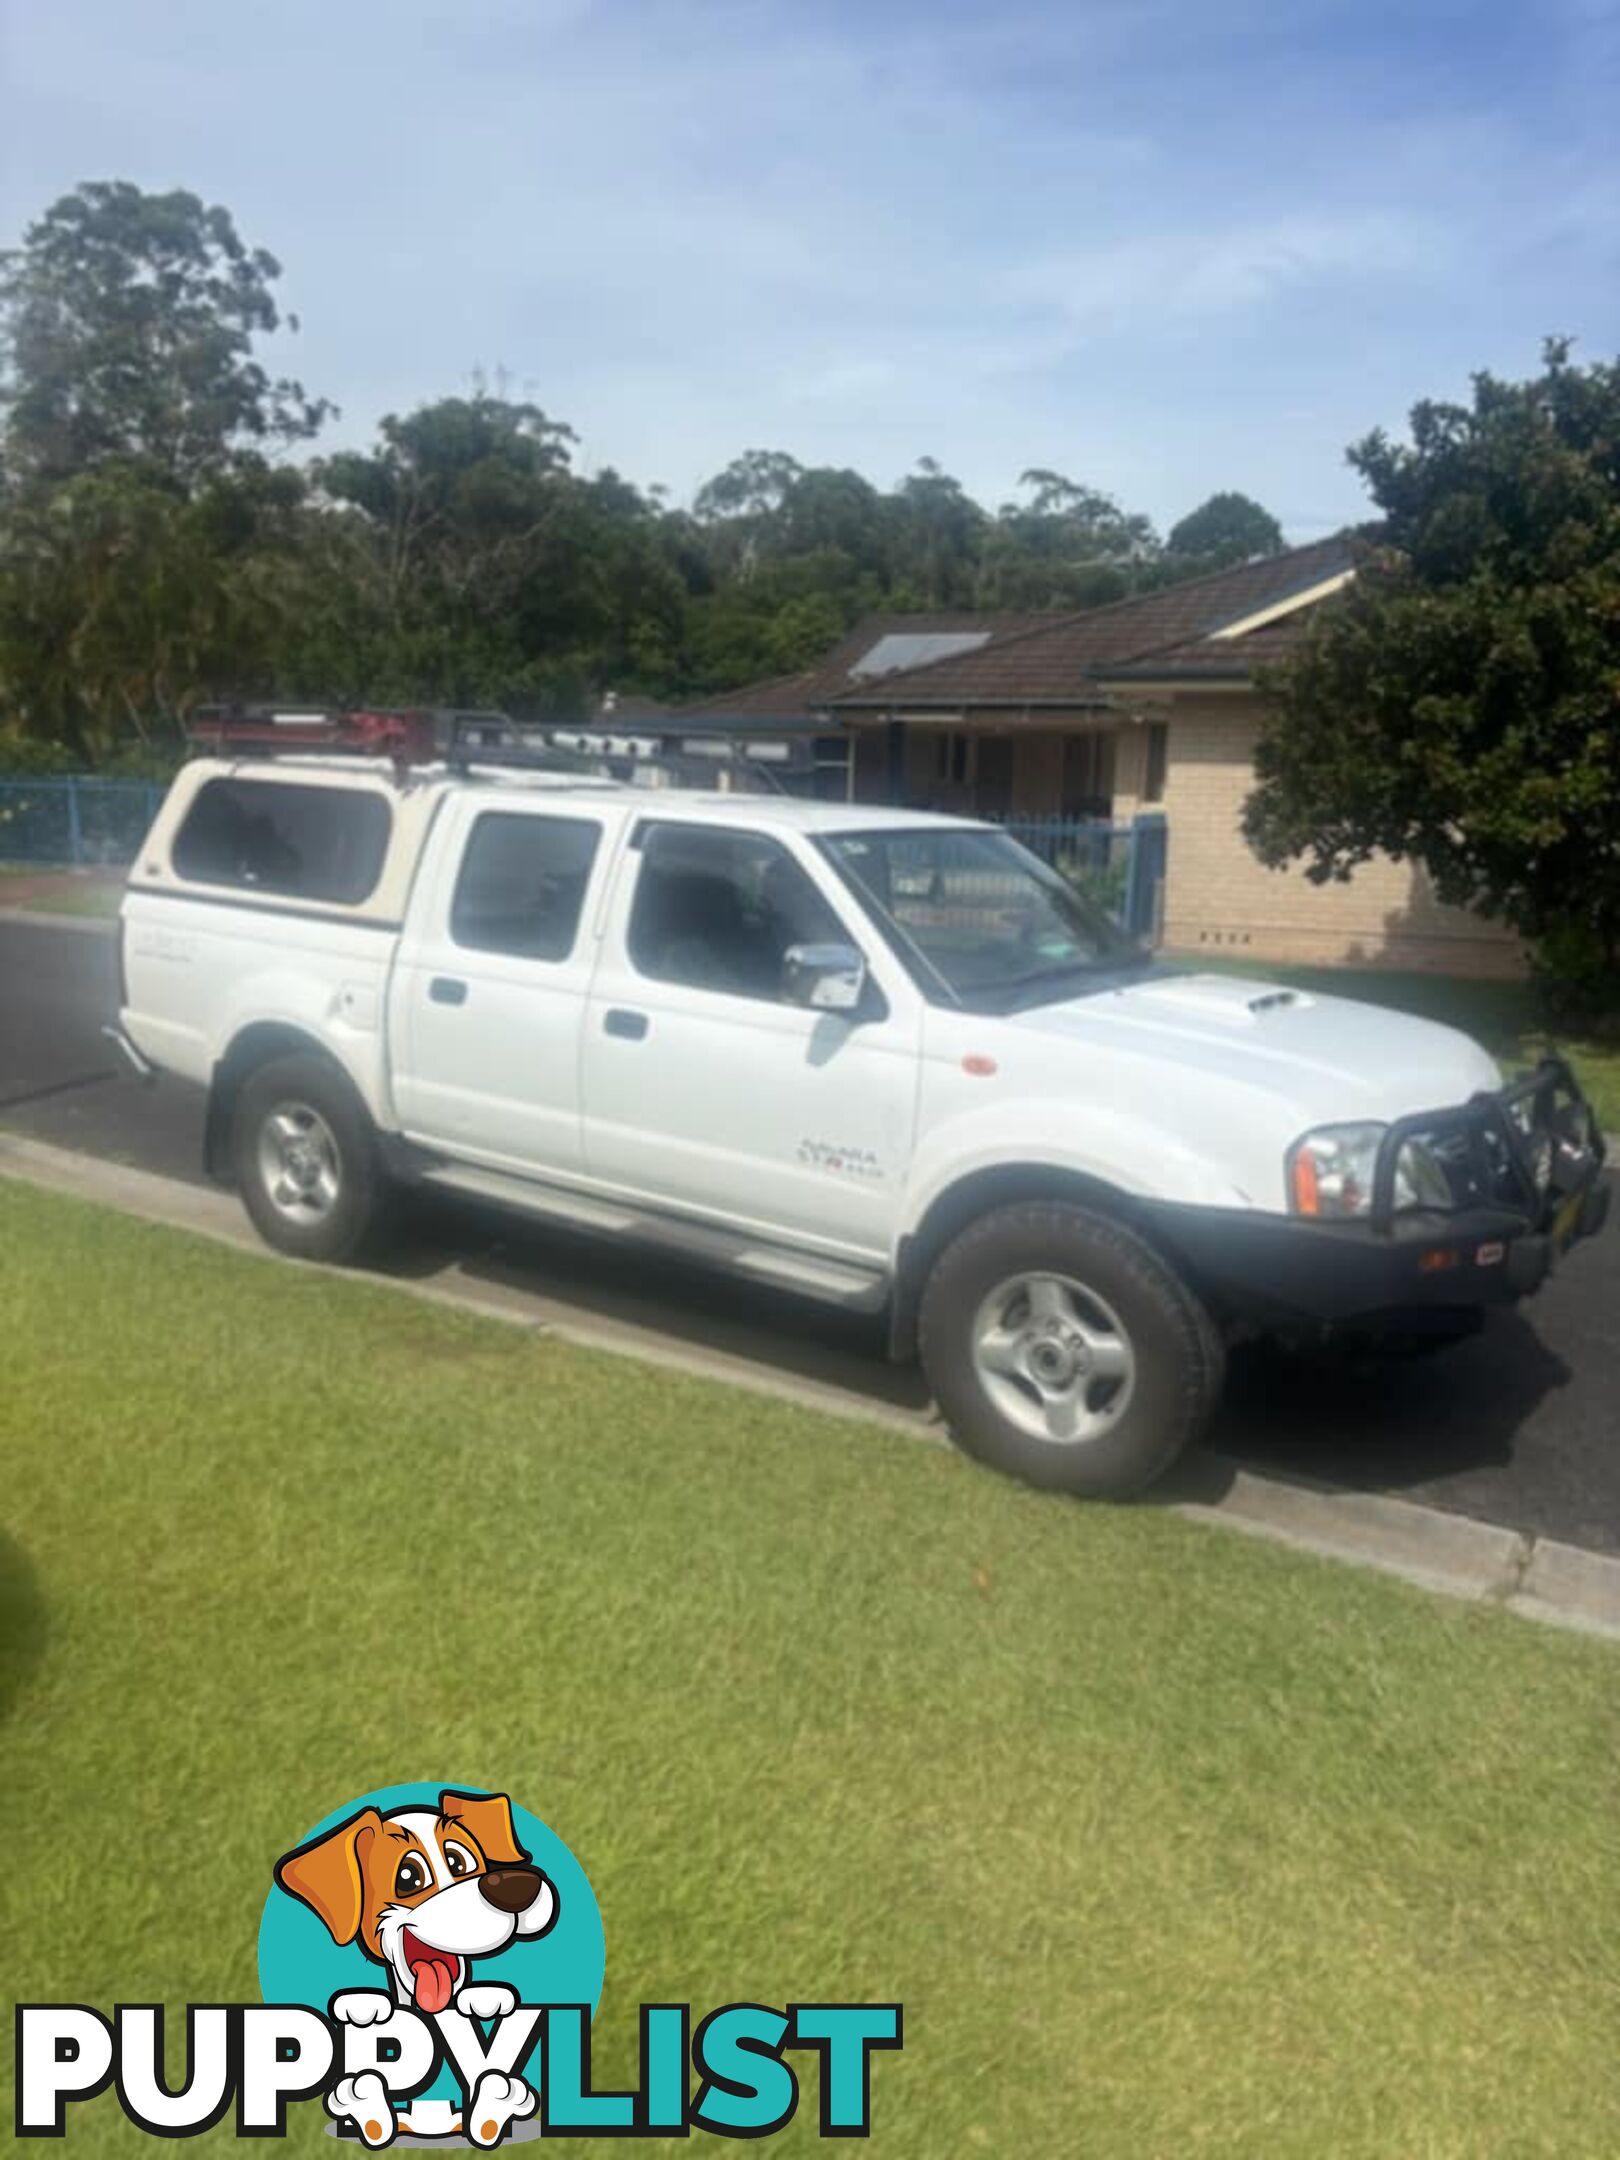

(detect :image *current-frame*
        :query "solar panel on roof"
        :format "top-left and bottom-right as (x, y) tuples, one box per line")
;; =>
(848, 631), (992, 680)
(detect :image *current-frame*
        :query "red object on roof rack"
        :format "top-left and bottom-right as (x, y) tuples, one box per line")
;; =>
(187, 706), (440, 762)
(181, 702), (788, 794)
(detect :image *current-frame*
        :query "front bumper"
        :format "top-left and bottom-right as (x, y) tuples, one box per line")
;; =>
(1143, 1055), (1609, 1330)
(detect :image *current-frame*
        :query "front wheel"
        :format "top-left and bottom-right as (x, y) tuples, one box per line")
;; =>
(232, 1052), (387, 1264)
(918, 1202), (1223, 1497)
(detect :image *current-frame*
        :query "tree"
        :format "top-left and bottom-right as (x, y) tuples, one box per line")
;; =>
(887, 458), (986, 606)
(778, 466), (886, 572)
(1244, 341), (1620, 1007)
(978, 469), (1157, 606)
(0, 182), (330, 493)
(0, 462), (305, 753)
(1010, 469), (1157, 561)
(314, 395), (578, 629)
(297, 393), (687, 709)
(1166, 491), (1283, 565)
(693, 449), (803, 527)
(692, 449), (805, 579)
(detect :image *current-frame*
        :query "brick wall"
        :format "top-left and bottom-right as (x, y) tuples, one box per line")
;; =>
(1112, 725), (1149, 821)
(1159, 697), (1524, 978)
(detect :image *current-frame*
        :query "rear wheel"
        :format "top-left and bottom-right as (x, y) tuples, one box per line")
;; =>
(918, 1202), (1223, 1497)
(233, 1052), (386, 1264)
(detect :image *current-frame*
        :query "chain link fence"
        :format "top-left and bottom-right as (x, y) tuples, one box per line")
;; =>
(0, 776), (167, 869)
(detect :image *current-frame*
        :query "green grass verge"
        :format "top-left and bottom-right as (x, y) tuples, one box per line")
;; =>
(3, 1180), (1618, 2156)
(0, 864), (125, 915)
(13, 883), (124, 917)
(1172, 956), (1620, 1134)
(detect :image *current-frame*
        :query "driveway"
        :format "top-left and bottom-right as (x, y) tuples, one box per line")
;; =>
(3, 915), (1615, 1553)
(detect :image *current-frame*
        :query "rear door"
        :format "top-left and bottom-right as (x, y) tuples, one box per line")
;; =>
(579, 817), (921, 1255)
(388, 796), (625, 1173)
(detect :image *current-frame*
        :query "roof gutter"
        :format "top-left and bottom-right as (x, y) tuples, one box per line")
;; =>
(825, 694), (1123, 717)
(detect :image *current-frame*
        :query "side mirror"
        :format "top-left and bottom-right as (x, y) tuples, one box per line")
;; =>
(781, 941), (868, 1014)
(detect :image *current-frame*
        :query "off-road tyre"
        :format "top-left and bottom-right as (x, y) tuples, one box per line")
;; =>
(232, 1051), (388, 1264)
(918, 1201), (1224, 1498)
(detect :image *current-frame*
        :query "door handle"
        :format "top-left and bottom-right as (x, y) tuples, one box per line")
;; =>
(603, 1007), (648, 1040)
(429, 976), (468, 1006)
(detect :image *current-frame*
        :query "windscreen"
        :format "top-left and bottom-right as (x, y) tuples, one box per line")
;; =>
(818, 825), (1139, 1011)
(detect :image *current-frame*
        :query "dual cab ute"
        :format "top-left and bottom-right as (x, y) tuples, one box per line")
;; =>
(111, 746), (1609, 1497)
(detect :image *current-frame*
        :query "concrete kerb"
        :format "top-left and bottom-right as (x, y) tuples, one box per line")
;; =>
(1172, 1471), (1531, 1604)
(0, 1130), (939, 1444)
(1, 1128), (1618, 1644)
(1512, 1537), (1620, 1637)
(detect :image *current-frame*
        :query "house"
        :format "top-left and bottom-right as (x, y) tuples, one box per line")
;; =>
(680, 540), (1521, 977)
(670, 612), (1055, 803)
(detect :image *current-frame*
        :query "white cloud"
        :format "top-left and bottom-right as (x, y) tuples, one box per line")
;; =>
(1005, 213), (1441, 335)
(782, 358), (903, 403)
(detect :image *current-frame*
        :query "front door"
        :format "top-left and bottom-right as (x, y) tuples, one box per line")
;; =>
(580, 818), (920, 1256)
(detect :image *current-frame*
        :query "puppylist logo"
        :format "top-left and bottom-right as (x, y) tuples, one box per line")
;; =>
(14, 1782), (903, 2145)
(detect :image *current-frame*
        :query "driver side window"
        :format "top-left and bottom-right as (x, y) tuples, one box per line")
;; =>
(627, 824), (847, 1002)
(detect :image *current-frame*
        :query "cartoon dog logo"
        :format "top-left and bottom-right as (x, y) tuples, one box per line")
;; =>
(275, 1788), (557, 2144)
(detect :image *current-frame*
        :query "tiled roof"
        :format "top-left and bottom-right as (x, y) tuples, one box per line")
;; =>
(679, 612), (1055, 719)
(1094, 614), (1327, 680)
(826, 537), (1357, 708)
(674, 538), (1357, 721)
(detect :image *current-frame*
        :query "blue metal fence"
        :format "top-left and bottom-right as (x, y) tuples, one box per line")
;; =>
(996, 812), (1166, 942)
(0, 775), (167, 869)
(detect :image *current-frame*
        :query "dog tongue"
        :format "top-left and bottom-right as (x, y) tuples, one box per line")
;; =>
(413, 1955), (456, 2015)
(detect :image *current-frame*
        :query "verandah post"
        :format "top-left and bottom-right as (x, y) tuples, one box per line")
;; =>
(1122, 815), (1141, 934)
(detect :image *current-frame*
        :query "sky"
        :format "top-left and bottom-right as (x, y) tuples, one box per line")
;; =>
(2, 0), (1616, 540)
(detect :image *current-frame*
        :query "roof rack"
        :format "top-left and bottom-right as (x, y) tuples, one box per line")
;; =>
(184, 704), (785, 795)
(185, 705), (478, 777)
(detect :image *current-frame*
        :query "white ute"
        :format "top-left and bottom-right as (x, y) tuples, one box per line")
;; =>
(112, 739), (1609, 1498)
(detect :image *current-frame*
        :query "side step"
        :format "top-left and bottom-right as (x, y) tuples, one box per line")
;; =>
(418, 1160), (891, 1313)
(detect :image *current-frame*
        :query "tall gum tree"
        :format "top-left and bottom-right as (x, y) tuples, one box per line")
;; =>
(0, 181), (329, 494)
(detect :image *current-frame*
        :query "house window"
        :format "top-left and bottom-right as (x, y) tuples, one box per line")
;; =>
(932, 731), (976, 787)
(1060, 732), (1115, 816)
(1143, 722), (1169, 804)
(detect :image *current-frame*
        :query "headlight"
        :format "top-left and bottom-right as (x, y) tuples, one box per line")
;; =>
(1393, 1136), (1454, 1211)
(1287, 1124), (1454, 1217)
(1288, 1123), (1384, 1217)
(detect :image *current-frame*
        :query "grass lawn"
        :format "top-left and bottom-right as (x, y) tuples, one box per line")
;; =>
(3, 1180), (1618, 2156)
(13, 882), (124, 917)
(1171, 955), (1620, 1135)
(0, 864), (125, 916)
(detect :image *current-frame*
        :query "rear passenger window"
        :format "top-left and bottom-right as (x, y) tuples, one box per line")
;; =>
(173, 779), (391, 904)
(451, 813), (600, 961)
